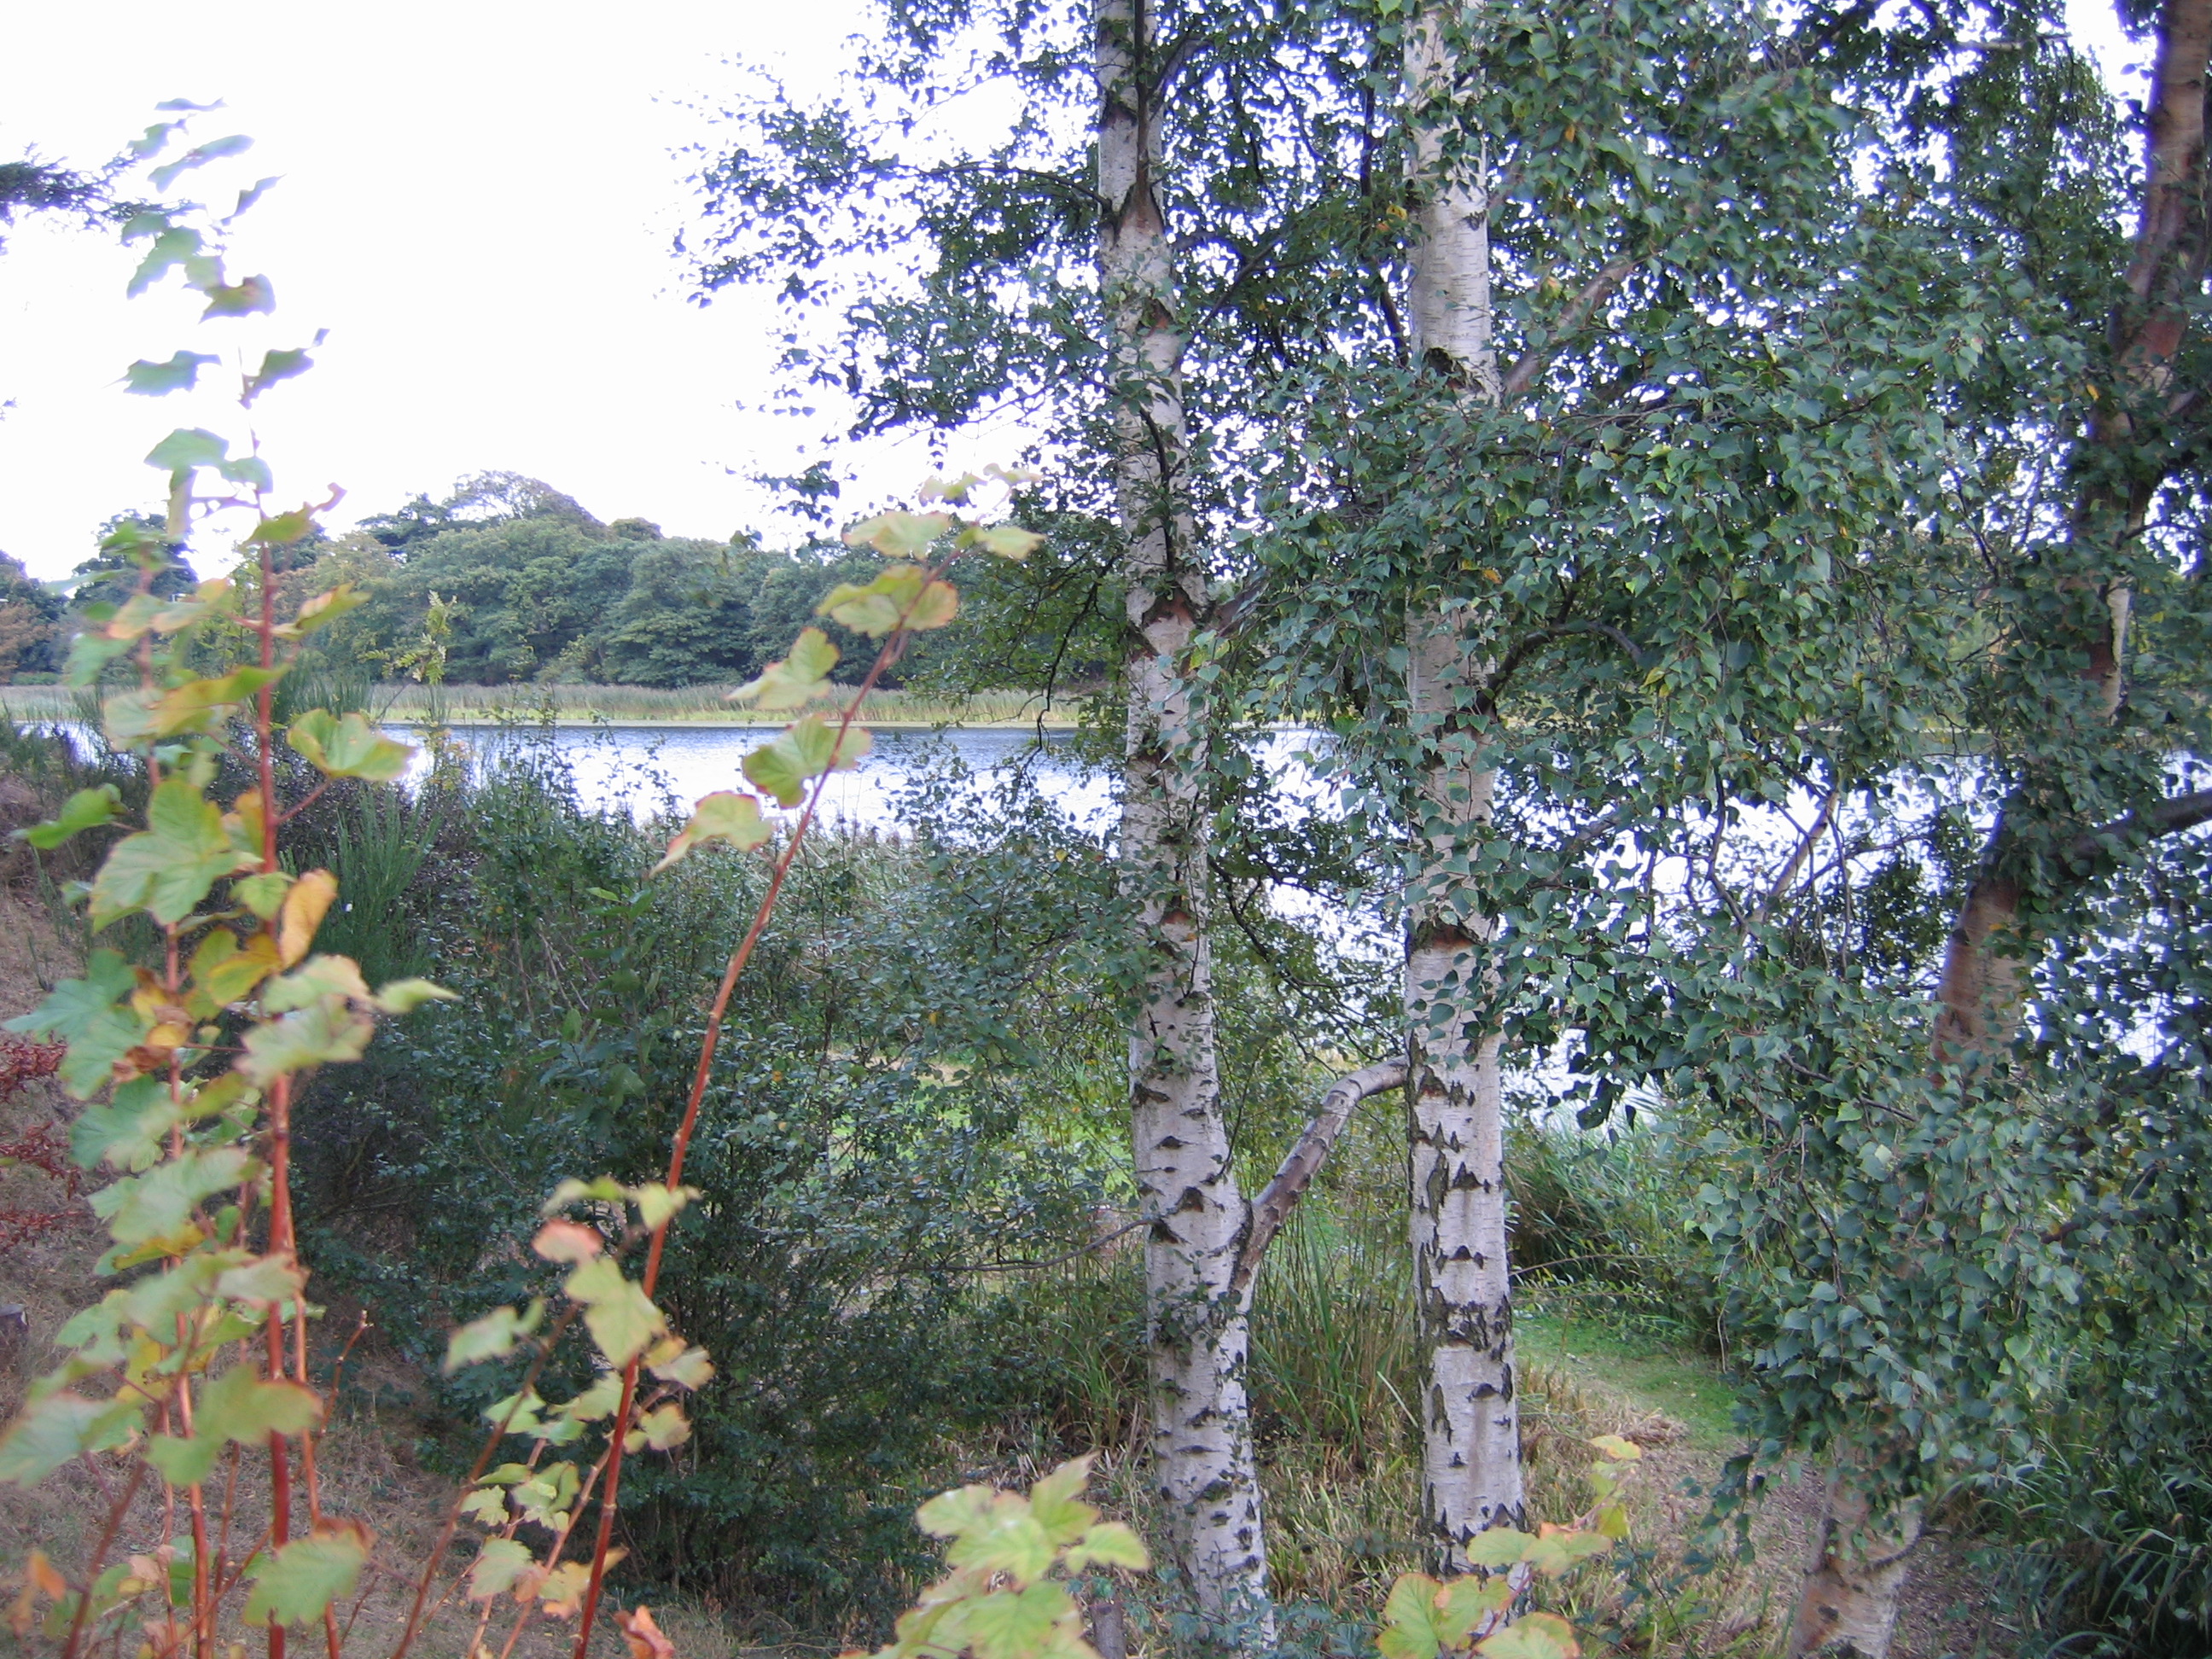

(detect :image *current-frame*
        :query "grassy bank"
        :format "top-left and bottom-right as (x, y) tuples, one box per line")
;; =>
(0, 680), (1082, 729)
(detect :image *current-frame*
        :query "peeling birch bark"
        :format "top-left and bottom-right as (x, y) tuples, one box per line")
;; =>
(1786, 1476), (1924, 1659)
(1400, 1), (1522, 1568)
(1097, 0), (1270, 1627)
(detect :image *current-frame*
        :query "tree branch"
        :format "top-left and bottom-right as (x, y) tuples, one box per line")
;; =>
(2064, 786), (2212, 866)
(1498, 253), (1644, 401)
(1231, 1058), (1406, 1295)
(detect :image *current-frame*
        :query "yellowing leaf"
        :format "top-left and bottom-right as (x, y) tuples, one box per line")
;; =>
(373, 977), (456, 1015)
(843, 510), (951, 558)
(0, 1392), (143, 1485)
(647, 1342), (713, 1390)
(533, 1221), (603, 1262)
(277, 870), (338, 967)
(1063, 1522), (1148, 1573)
(1586, 1434), (1644, 1462)
(192, 928), (282, 1008)
(1462, 1528), (1534, 1569)
(1476, 1612), (1579, 1659)
(1027, 1456), (1097, 1544)
(624, 1402), (691, 1453)
(653, 791), (772, 874)
(237, 997), (374, 1085)
(1377, 1573), (1448, 1659)
(618, 1605), (678, 1659)
(288, 710), (412, 782)
(538, 1561), (592, 1618)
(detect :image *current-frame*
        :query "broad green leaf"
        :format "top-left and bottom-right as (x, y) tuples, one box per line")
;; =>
(288, 709), (413, 782)
(237, 998), (374, 1085)
(646, 1342), (713, 1390)
(192, 928), (282, 1009)
(217, 454), (274, 492)
(1476, 1613), (1579, 1659)
(373, 977), (455, 1015)
(936, 1490), (1054, 1584)
(105, 667), (284, 746)
(1063, 1522), (1148, 1572)
(728, 626), (838, 710)
(1377, 1573), (1448, 1659)
(263, 955), (372, 1013)
(213, 1252), (306, 1307)
(464, 1538), (536, 1604)
(843, 510), (950, 558)
(445, 1301), (544, 1373)
(234, 870), (291, 921)
(1463, 1528), (1534, 1569)
(69, 1075), (178, 1173)
(1435, 1576), (1513, 1645)
(201, 275), (275, 319)
(917, 1483), (999, 1540)
(653, 791), (772, 873)
(742, 714), (872, 808)
(558, 1372), (625, 1422)
(625, 1402), (691, 1452)
(459, 1486), (508, 1525)
(127, 227), (204, 297)
(20, 784), (123, 849)
(0, 1392), (143, 1484)
(274, 585), (366, 640)
(93, 1146), (252, 1248)
(242, 1522), (370, 1627)
(1586, 1435), (1643, 1462)
(542, 1175), (629, 1214)
(8, 951), (149, 1098)
(146, 1362), (322, 1487)
(564, 1258), (667, 1366)
(631, 1183), (696, 1230)
(818, 563), (928, 637)
(1521, 1528), (1610, 1577)
(89, 778), (257, 928)
(242, 346), (313, 405)
(144, 427), (228, 475)
(250, 510), (316, 545)
(977, 524), (1042, 561)
(1027, 1457), (1097, 1544)
(125, 352), (220, 396)
(148, 133), (253, 192)
(960, 1582), (1076, 1659)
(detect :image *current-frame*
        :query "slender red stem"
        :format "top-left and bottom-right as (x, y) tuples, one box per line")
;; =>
(569, 566), (945, 1658)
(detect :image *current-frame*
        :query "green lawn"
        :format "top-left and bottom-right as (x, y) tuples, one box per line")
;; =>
(1517, 1306), (1743, 1450)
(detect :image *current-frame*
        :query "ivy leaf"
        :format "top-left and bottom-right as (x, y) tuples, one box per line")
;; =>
(92, 1146), (251, 1249)
(145, 1362), (322, 1487)
(237, 998), (375, 1086)
(464, 1538), (536, 1604)
(242, 1522), (370, 1628)
(242, 346), (314, 405)
(19, 784), (123, 850)
(563, 1258), (667, 1366)
(0, 1392), (143, 1485)
(125, 352), (221, 396)
(202, 275), (276, 319)
(728, 626), (839, 710)
(742, 715), (872, 808)
(288, 709), (413, 782)
(445, 1300), (544, 1373)
(89, 778), (258, 928)
(7, 951), (149, 1098)
(652, 791), (772, 874)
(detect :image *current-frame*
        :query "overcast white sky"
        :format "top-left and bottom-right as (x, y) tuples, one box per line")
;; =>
(0, 0), (903, 581)
(0, 0), (2156, 584)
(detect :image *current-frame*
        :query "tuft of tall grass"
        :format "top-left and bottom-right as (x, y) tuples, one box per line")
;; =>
(375, 682), (1076, 727)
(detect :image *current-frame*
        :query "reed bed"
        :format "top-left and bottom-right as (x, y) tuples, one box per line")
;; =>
(1, 681), (1080, 728)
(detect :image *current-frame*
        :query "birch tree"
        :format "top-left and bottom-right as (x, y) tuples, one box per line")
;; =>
(1398, 0), (1524, 1564)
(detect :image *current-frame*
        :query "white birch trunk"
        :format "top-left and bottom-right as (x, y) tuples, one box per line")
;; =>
(1097, 0), (1270, 1628)
(1786, 1475), (1924, 1659)
(1401, 0), (1524, 1569)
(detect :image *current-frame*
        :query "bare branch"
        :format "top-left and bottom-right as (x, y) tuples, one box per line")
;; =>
(1231, 1058), (1406, 1295)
